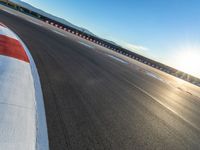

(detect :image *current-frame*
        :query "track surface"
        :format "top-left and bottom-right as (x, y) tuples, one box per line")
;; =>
(1, 10), (200, 150)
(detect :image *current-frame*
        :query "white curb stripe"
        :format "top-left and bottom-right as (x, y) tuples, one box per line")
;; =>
(0, 23), (49, 150)
(0, 25), (18, 40)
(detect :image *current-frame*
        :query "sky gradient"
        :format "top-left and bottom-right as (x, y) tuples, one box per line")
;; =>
(22, 0), (200, 78)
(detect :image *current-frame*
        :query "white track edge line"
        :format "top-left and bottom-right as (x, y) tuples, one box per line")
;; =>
(9, 28), (49, 150)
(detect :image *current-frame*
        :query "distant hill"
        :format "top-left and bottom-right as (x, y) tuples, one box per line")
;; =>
(8, 0), (122, 47)
(9, 0), (95, 36)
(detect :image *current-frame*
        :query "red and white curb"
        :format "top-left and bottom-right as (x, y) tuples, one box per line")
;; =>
(0, 23), (49, 150)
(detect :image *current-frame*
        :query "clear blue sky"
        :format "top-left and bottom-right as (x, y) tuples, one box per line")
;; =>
(22, 0), (200, 77)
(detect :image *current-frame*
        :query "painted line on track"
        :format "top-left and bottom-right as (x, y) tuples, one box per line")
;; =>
(25, 19), (42, 26)
(145, 71), (165, 82)
(51, 30), (65, 37)
(107, 54), (128, 64)
(78, 41), (94, 49)
(122, 76), (200, 133)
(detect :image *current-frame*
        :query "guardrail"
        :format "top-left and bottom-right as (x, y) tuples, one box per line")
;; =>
(0, 0), (199, 87)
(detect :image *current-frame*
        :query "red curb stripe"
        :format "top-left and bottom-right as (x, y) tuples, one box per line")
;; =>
(0, 35), (29, 63)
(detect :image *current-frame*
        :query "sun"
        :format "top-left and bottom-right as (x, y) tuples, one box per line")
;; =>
(175, 50), (200, 78)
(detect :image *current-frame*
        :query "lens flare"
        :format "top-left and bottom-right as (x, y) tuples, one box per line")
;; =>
(175, 49), (200, 78)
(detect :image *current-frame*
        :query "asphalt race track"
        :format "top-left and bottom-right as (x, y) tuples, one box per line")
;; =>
(1, 10), (200, 150)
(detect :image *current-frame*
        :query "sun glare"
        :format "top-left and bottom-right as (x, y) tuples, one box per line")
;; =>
(175, 50), (200, 78)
